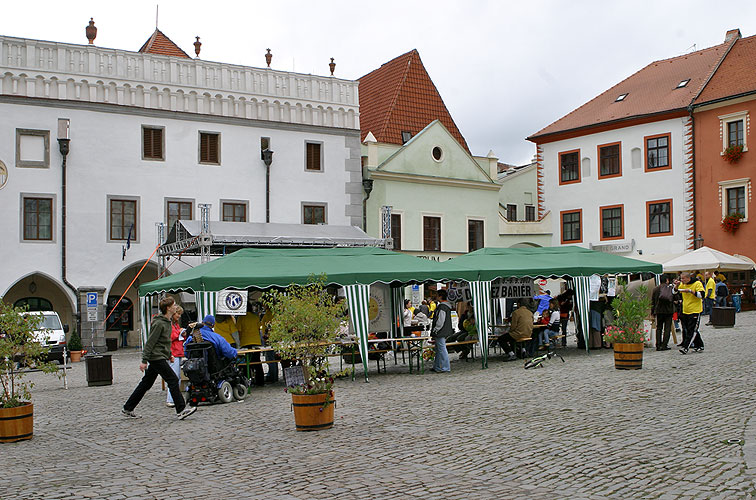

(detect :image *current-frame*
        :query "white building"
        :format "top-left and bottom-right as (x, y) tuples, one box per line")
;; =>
(0, 28), (361, 348)
(527, 41), (731, 259)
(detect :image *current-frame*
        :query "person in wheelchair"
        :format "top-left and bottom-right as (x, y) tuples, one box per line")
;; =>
(182, 315), (247, 405)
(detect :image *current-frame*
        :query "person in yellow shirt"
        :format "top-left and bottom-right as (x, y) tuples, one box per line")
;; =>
(674, 272), (705, 354)
(214, 315), (240, 347)
(703, 271), (716, 321)
(237, 303), (264, 387)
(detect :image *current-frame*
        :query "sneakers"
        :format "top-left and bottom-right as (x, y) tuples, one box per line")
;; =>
(679, 348), (688, 355)
(694, 347), (704, 353)
(166, 402), (175, 408)
(177, 406), (197, 420)
(505, 353), (517, 361)
(121, 408), (141, 419)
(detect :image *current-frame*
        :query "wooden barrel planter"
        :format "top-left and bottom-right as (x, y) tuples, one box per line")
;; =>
(291, 392), (335, 431)
(0, 403), (33, 443)
(613, 342), (644, 370)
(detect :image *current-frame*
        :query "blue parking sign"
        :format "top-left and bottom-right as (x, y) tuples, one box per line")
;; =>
(86, 292), (98, 308)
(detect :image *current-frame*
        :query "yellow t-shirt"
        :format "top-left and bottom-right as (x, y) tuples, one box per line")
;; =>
(214, 318), (238, 345)
(705, 278), (716, 299)
(237, 312), (262, 347)
(679, 281), (704, 314)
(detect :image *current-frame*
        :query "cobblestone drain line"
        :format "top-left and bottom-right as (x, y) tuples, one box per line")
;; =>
(3, 313), (756, 499)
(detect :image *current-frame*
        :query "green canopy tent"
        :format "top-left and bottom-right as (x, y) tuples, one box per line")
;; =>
(138, 247), (477, 381)
(441, 246), (664, 360)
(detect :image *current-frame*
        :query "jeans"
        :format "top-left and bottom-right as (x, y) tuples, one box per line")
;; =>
(681, 313), (703, 349)
(733, 294), (742, 313)
(715, 296), (727, 307)
(166, 357), (182, 404)
(539, 328), (558, 346)
(433, 337), (450, 372)
(124, 358), (186, 414)
(120, 329), (128, 347)
(704, 297), (713, 316)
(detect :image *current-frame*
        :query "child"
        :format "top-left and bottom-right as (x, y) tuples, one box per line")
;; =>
(539, 299), (560, 349)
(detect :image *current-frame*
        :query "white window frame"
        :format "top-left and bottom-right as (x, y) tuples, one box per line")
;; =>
(718, 178), (751, 222)
(719, 111), (749, 153)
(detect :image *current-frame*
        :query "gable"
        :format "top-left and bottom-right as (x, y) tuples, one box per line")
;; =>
(375, 121), (492, 183)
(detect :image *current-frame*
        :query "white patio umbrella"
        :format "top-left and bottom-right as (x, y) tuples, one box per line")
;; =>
(662, 246), (755, 272)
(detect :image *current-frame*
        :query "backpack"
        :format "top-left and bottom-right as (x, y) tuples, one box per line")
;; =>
(716, 283), (729, 297)
(658, 284), (674, 303)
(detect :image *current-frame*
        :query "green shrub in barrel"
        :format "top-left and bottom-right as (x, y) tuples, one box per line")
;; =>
(604, 281), (651, 370)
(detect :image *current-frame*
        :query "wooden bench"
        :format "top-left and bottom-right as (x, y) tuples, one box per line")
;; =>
(445, 339), (478, 361)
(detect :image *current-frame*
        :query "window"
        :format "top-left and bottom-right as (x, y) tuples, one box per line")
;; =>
(559, 150), (580, 184)
(14, 297), (53, 312)
(423, 216), (441, 251)
(16, 129), (50, 168)
(676, 79), (690, 88)
(600, 205), (624, 241)
(468, 220), (484, 252)
(525, 205), (536, 221)
(728, 120), (744, 147)
(401, 131), (412, 144)
(306, 142), (322, 171)
(432, 147), (444, 162)
(303, 204), (326, 224)
(560, 210), (582, 244)
(390, 213), (402, 251)
(506, 204), (517, 221)
(647, 200), (673, 237)
(645, 133), (671, 171)
(222, 202), (247, 222)
(615, 93), (628, 102)
(598, 142), (621, 178)
(199, 132), (220, 164)
(23, 197), (53, 240)
(106, 296), (133, 332)
(166, 200), (192, 229)
(727, 186), (746, 216)
(110, 198), (137, 241)
(142, 126), (164, 160)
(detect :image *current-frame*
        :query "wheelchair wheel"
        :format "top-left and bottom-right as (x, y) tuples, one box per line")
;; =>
(217, 381), (233, 403)
(233, 384), (248, 401)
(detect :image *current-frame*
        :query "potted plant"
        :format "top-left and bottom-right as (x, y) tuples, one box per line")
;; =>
(67, 328), (83, 362)
(603, 281), (651, 370)
(721, 212), (744, 233)
(0, 300), (59, 442)
(723, 144), (745, 164)
(262, 275), (344, 431)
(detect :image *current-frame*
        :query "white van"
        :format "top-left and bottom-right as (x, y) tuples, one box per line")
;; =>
(20, 311), (69, 363)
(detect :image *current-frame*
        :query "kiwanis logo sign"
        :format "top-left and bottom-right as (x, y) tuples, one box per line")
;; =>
(216, 290), (249, 316)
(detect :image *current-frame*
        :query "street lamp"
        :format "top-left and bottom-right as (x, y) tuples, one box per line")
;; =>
(693, 233), (704, 249)
(261, 148), (274, 223)
(362, 178), (374, 232)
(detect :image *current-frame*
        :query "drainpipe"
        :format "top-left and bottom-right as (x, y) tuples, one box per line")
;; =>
(58, 119), (80, 335)
(262, 149), (274, 223)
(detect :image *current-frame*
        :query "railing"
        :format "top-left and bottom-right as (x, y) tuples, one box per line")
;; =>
(0, 36), (359, 129)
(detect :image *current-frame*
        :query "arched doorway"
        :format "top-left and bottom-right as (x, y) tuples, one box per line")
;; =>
(106, 261), (160, 347)
(2, 273), (76, 334)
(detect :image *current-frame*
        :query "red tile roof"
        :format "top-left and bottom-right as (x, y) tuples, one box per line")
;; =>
(529, 42), (731, 142)
(139, 29), (190, 58)
(694, 33), (756, 105)
(358, 49), (470, 152)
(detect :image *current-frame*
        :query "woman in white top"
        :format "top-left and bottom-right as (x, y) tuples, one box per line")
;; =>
(403, 299), (413, 327)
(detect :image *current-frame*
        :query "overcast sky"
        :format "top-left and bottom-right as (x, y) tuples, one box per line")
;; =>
(3, 1), (756, 165)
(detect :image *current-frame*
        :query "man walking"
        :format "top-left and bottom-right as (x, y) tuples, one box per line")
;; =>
(651, 275), (675, 351)
(122, 296), (197, 420)
(675, 272), (705, 354)
(430, 289), (452, 373)
(703, 271), (715, 323)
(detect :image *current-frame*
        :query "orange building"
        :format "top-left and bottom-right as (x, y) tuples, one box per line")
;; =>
(692, 30), (756, 271)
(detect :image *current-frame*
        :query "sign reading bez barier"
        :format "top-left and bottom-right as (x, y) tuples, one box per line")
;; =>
(452, 278), (535, 303)
(216, 290), (249, 316)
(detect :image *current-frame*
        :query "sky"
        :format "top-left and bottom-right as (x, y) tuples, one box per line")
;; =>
(3, 1), (756, 165)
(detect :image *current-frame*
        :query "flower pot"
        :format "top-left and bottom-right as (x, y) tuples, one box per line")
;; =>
(0, 402), (33, 443)
(69, 350), (82, 363)
(613, 342), (644, 370)
(291, 392), (335, 431)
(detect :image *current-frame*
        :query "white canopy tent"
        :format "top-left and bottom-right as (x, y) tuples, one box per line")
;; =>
(662, 246), (755, 272)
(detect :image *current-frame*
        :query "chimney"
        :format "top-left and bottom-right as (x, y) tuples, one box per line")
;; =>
(725, 29), (741, 43)
(486, 150), (499, 180)
(363, 132), (378, 168)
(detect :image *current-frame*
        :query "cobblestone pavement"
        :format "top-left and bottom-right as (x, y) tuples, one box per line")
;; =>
(3, 312), (756, 499)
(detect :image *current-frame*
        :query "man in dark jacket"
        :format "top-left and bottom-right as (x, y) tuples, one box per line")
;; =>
(122, 296), (196, 420)
(430, 290), (452, 372)
(651, 275), (675, 351)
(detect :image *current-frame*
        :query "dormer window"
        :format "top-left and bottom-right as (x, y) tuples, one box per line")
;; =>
(615, 93), (628, 102)
(401, 131), (412, 144)
(676, 79), (690, 89)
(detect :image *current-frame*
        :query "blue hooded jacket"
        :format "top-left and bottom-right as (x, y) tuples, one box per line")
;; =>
(184, 324), (238, 360)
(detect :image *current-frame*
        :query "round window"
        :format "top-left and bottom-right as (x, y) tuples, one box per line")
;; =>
(0, 161), (7, 189)
(432, 146), (443, 162)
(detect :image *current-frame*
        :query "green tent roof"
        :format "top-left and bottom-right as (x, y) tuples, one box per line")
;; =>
(138, 247), (477, 296)
(441, 246), (662, 280)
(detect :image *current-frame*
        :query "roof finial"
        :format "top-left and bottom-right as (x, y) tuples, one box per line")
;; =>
(329, 57), (336, 76)
(156, 4), (159, 29)
(265, 48), (272, 68)
(86, 18), (97, 45)
(194, 36), (201, 58)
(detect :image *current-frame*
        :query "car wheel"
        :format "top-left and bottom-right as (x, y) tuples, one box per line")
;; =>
(233, 384), (247, 401)
(217, 381), (233, 403)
